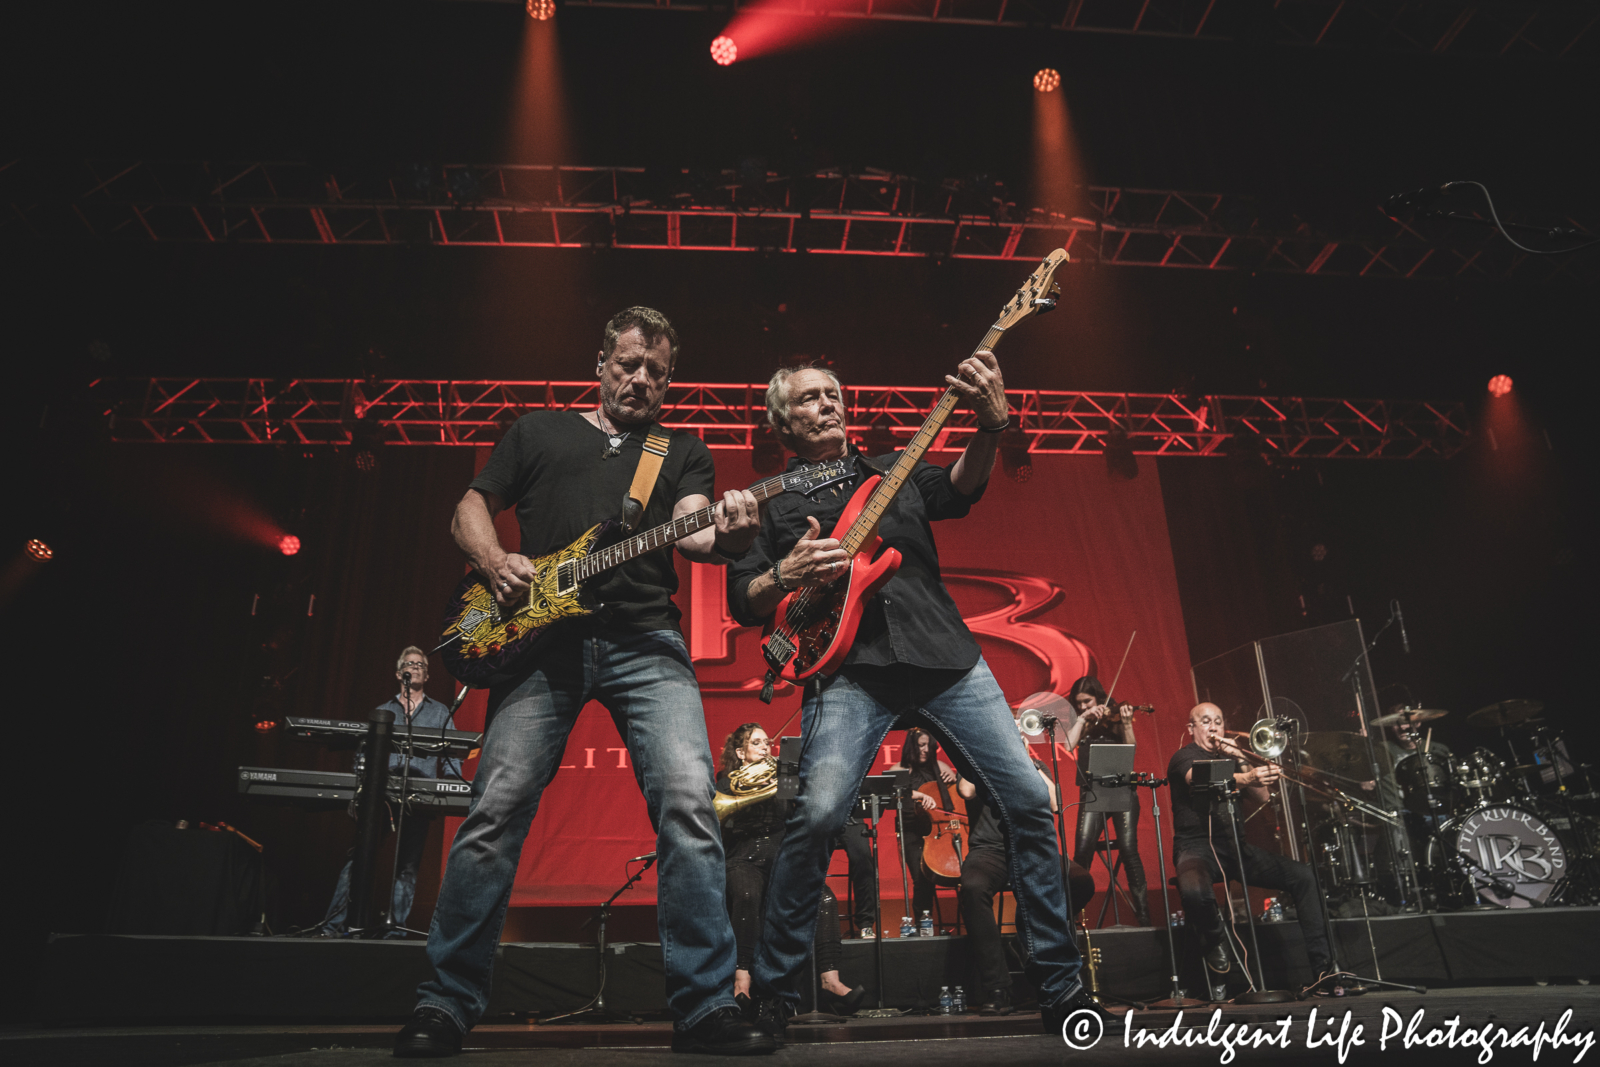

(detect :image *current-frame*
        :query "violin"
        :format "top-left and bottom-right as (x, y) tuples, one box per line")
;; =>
(914, 779), (969, 887)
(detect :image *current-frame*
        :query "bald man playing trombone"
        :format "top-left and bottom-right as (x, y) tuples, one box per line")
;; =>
(1167, 703), (1332, 989)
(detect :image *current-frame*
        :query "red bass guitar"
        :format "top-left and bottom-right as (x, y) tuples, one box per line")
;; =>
(759, 249), (1069, 688)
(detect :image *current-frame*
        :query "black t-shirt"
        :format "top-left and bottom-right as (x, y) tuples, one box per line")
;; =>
(965, 758), (1047, 853)
(468, 411), (715, 635)
(727, 449), (985, 671)
(1167, 741), (1243, 840)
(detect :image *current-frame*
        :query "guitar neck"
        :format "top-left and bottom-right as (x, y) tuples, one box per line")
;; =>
(573, 472), (792, 581)
(840, 324), (1007, 555)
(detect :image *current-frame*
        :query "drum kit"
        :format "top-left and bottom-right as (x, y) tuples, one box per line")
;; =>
(1324, 699), (1600, 912)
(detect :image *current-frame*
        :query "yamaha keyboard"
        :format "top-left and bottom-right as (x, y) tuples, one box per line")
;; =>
(282, 716), (482, 755)
(237, 766), (474, 815)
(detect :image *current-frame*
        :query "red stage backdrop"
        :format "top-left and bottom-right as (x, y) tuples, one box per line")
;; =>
(444, 450), (1195, 915)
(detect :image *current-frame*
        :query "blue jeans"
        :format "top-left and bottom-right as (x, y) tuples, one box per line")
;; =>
(320, 810), (432, 935)
(416, 629), (736, 1031)
(752, 660), (1083, 1009)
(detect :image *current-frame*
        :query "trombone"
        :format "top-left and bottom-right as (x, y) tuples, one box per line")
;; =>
(1222, 719), (1397, 826)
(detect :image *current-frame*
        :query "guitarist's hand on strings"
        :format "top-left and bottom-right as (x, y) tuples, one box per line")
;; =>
(944, 350), (1009, 429)
(485, 551), (537, 609)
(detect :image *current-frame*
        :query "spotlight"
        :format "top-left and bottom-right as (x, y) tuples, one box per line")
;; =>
(278, 535), (301, 557)
(710, 35), (737, 66)
(1487, 374), (1513, 397)
(254, 720), (278, 733)
(1033, 68), (1060, 93)
(26, 539), (53, 561)
(1102, 424), (1138, 480)
(525, 0), (555, 19)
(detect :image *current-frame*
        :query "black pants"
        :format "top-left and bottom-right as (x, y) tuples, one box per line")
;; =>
(959, 847), (1097, 998)
(1173, 835), (1330, 971)
(900, 832), (936, 922)
(832, 819), (878, 933)
(727, 860), (841, 973)
(1073, 794), (1149, 919)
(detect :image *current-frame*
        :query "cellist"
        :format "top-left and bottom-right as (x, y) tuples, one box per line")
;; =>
(889, 727), (957, 930)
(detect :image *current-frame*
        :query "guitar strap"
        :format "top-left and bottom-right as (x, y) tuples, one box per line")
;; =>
(620, 427), (673, 532)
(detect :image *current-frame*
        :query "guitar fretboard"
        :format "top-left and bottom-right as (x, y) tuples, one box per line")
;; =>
(573, 472), (788, 581)
(840, 325), (1007, 556)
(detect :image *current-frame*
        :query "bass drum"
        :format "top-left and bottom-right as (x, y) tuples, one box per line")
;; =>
(1434, 803), (1568, 909)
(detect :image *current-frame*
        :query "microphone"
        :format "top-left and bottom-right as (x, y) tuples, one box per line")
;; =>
(629, 851), (658, 863)
(1382, 186), (1448, 220)
(402, 670), (413, 685)
(1392, 600), (1411, 654)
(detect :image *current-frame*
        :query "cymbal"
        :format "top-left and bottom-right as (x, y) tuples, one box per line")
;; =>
(1301, 732), (1371, 777)
(1369, 707), (1450, 729)
(1469, 699), (1544, 729)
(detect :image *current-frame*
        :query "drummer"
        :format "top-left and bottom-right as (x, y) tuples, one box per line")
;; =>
(1377, 707), (1452, 824)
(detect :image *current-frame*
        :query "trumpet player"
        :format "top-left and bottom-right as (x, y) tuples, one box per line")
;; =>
(718, 724), (863, 1015)
(1168, 704), (1332, 989)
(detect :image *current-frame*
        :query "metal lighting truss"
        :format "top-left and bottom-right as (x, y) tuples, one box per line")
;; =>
(547, 0), (1597, 60)
(5, 160), (1589, 281)
(94, 378), (1471, 460)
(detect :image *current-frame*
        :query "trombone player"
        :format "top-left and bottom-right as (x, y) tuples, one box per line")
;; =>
(1167, 703), (1332, 992)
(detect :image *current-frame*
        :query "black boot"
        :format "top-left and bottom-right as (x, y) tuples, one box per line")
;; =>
(394, 1006), (463, 1058)
(1041, 984), (1114, 1035)
(670, 1006), (778, 1055)
(978, 986), (1014, 1016)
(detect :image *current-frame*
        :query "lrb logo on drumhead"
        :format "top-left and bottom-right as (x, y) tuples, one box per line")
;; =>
(1452, 804), (1567, 907)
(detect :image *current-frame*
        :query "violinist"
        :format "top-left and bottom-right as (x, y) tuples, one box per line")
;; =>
(955, 728), (1096, 1015)
(1062, 676), (1151, 926)
(888, 727), (958, 928)
(718, 724), (864, 1015)
(1168, 704), (1331, 987)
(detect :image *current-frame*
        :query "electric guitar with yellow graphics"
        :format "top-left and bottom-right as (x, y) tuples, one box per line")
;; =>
(439, 458), (853, 688)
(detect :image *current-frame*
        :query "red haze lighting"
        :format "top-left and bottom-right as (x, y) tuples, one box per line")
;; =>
(1034, 68), (1061, 93)
(525, 0), (555, 19)
(278, 535), (302, 557)
(710, 36), (738, 65)
(26, 539), (53, 561)
(1487, 374), (1513, 397)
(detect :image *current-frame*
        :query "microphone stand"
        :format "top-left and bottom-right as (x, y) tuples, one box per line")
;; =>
(380, 681), (429, 939)
(542, 854), (658, 1025)
(1038, 714), (1075, 918)
(1214, 781), (1292, 1004)
(1139, 774), (1205, 1010)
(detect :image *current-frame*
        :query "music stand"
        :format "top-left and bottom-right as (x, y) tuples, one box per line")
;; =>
(1082, 743), (1137, 928)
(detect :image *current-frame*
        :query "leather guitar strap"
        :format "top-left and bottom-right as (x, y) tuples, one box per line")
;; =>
(621, 427), (673, 531)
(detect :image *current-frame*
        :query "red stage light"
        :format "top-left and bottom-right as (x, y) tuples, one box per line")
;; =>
(25, 539), (53, 561)
(278, 535), (301, 557)
(254, 720), (278, 733)
(1033, 68), (1060, 93)
(1487, 374), (1513, 397)
(525, 0), (555, 19)
(710, 36), (738, 66)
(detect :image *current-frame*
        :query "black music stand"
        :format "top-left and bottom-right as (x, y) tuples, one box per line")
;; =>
(1082, 743), (1138, 928)
(542, 854), (657, 1025)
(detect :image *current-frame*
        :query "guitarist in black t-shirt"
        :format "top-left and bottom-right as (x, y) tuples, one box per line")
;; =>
(397, 308), (774, 1058)
(1168, 703), (1331, 993)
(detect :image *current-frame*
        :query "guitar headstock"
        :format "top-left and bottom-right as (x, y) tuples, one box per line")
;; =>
(993, 249), (1069, 331)
(781, 457), (853, 497)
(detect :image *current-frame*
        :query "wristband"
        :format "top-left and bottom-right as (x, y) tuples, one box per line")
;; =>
(771, 558), (796, 593)
(977, 417), (1010, 434)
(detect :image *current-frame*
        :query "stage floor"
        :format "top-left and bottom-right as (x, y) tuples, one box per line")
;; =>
(5, 986), (1598, 1067)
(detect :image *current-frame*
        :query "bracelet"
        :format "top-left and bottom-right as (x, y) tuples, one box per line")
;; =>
(977, 417), (1010, 434)
(771, 558), (796, 593)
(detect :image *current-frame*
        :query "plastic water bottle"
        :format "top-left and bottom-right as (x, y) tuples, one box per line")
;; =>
(1171, 910), (1186, 927)
(900, 915), (915, 938)
(919, 910), (934, 938)
(953, 985), (966, 1013)
(939, 986), (952, 1015)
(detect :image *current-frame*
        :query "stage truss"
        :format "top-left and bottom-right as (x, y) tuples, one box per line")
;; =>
(561, 0), (1597, 60)
(94, 378), (1472, 461)
(6, 160), (1589, 282)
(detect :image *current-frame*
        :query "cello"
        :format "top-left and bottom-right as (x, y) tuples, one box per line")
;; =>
(914, 779), (969, 887)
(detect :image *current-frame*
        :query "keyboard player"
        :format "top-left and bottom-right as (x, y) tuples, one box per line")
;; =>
(318, 646), (462, 937)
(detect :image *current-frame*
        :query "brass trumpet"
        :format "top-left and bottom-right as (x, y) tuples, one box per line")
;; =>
(713, 756), (779, 822)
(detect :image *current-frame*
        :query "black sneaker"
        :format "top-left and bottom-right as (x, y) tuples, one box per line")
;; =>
(394, 1006), (463, 1058)
(671, 1006), (778, 1055)
(1040, 984), (1114, 1036)
(1203, 940), (1232, 975)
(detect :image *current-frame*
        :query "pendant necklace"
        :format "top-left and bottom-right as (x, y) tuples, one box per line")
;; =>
(599, 414), (628, 459)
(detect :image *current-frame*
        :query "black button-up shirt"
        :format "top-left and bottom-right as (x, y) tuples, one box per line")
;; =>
(727, 449), (986, 672)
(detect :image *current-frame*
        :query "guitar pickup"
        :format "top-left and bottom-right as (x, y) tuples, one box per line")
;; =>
(555, 560), (578, 596)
